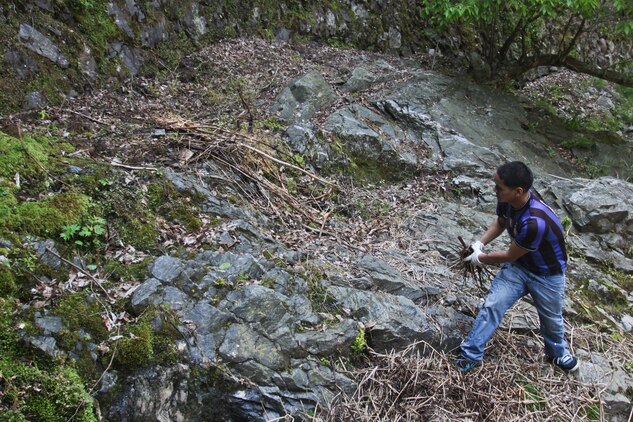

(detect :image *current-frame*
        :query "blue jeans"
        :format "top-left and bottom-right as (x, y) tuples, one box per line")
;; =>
(460, 263), (569, 361)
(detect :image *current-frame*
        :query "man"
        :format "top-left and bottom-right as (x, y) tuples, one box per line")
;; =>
(455, 161), (578, 373)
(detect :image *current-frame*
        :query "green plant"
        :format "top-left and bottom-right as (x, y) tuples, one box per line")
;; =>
(561, 216), (573, 235)
(583, 403), (601, 420)
(522, 382), (546, 412)
(350, 327), (367, 358)
(319, 357), (330, 366)
(60, 215), (106, 248)
(292, 154), (306, 168)
(261, 116), (286, 131)
(214, 277), (228, 288)
(420, 0), (632, 85)
(560, 136), (594, 150)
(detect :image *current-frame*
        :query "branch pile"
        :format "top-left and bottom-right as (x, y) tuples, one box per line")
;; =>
(318, 328), (610, 422)
(154, 116), (337, 229)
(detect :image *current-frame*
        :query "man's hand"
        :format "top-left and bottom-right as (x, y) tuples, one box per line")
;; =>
(464, 241), (484, 267)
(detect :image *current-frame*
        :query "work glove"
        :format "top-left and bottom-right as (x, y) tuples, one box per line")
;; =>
(464, 240), (484, 267)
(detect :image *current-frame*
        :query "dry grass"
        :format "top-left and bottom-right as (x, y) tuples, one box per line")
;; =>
(313, 324), (630, 421)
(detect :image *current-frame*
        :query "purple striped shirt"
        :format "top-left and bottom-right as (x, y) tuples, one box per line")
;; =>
(496, 193), (567, 275)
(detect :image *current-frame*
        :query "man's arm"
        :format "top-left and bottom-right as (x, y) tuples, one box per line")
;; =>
(479, 241), (529, 265)
(468, 217), (530, 265)
(479, 217), (505, 246)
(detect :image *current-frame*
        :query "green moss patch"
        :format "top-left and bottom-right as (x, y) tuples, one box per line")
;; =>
(113, 308), (180, 372)
(0, 360), (97, 421)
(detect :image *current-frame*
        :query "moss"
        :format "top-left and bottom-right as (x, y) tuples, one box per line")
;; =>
(53, 293), (109, 345)
(0, 360), (97, 421)
(118, 218), (159, 251)
(113, 309), (181, 371)
(147, 179), (204, 231)
(0, 131), (91, 239)
(350, 327), (367, 358)
(0, 298), (21, 359)
(571, 277), (630, 326)
(115, 319), (154, 370)
(0, 267), (17, 298)
(103, 258), (151, 283)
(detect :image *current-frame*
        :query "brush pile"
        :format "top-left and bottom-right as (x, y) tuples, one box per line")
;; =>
(316, 326), (616, 422)
(154, 116), (337, 230)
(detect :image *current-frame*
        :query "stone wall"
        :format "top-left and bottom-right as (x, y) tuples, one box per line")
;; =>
(0, 0), (430, 115)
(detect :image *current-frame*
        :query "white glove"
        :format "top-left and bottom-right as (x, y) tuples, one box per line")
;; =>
(464, 241), (484, 266)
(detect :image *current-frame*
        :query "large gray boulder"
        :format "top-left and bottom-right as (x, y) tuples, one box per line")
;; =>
(328, 285), (470, 352)
(564, 177), (633, 237)
(270, 71), (338, 124)
(323, 104), (421, 180)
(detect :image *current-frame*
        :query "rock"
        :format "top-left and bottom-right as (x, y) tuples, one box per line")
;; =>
(275, 28), (292, 42)
(358, 254), (425, 301)
(125, 0), (145, 21)
(342, 61), (393, 93)
(24, 91), (47, 110)
(150, 256), (184, 282)
(35, 315), (64, 334)
(284, 123), (330, 167)
(107, 3), (134, 38)
(107, 365), (202, 421)
(141, 21), (168, 47)
(3, 49), (38, 79)
(183, 301), (230, 333)
(621, 314), (633, 332)
(295, 320), (359, 355)
(130, 278), (163, 310)
(183, 3), (207, 39)
(99, 371), (118, 394)
(269, 71), (338, 124)
(31, 240), (62, 269)
(323, 104), (420, 180)
(18, 24), (68, 68)
(27, 335), (62, 358)
(219, 323), (288, 371)
(328, 285), (470, 352)
(387, 26), (401, 49)
(564, 177), (633, 237)
(109, 42), (143, 75)
(79, 45), (98, 80)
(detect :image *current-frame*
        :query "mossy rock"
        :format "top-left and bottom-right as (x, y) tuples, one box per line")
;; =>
(0, 360), (97, 421)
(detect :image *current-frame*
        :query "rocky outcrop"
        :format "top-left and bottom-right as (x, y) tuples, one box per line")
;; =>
(19, 53), (633, 421)
(270, 71), (338, 124)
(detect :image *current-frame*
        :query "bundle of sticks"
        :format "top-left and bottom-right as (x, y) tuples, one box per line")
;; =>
(449, 236), (495, 289)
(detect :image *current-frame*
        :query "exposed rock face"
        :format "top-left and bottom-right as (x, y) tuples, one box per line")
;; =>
(19, 49), (633, 421)
(270, 71), (338, 124)
(18, 24), (69, 68)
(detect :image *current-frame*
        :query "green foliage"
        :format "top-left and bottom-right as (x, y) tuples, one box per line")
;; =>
(350, 327), (367, 358)
(113, 309), (180, 371)
(420, 0), (633, 83)
(54, 293), (109, 344)
(115, 318), (154, 370)
(561, 216), (572, 236)
(261, 116), (286, 131)
(583, 403), (601, 420)
(0, 266), (17, 298)
(60, 215), (106, 248)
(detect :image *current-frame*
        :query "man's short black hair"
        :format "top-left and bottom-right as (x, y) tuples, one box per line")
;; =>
(497, 161), (533, 191)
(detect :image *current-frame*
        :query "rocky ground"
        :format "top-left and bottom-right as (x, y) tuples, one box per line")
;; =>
(2, 38), (633, 421)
